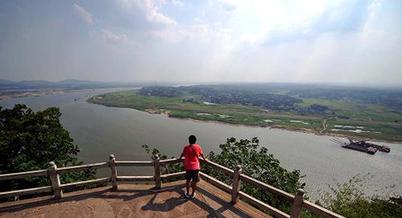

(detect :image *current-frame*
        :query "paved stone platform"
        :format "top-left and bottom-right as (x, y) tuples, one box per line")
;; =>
(0, 180), (271, 218)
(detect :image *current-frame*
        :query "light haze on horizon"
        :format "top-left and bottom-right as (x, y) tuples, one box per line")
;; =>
(0, 0), (401, 86)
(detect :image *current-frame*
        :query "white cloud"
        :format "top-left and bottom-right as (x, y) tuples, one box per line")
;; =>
(142, 0), (176, 25)
(152, 0), (341, 49)
(116, 0), (176, 26)
(73, 3), (93, 25)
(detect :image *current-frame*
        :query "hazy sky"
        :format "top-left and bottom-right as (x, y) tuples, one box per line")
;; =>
(0, 0), (401, 85)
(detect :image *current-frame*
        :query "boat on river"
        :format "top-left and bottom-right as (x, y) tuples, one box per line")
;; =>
(331, 138), (390, 155)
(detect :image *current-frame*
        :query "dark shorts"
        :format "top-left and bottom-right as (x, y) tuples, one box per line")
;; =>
(185, 170), (200, 182)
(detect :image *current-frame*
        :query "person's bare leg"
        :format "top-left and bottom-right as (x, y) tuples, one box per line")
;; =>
(191, 181), (197, 196)
(186, 180), (190, 195)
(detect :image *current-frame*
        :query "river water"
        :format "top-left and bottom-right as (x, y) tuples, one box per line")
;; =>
(1, 88), (401, 200)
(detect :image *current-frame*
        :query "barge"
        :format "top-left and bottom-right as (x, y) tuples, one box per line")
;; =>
(342, 141), (377, 155)
(331, 138), (390, 155)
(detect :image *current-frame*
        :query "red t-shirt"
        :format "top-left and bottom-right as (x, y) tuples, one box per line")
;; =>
(182, 144), (203, 171)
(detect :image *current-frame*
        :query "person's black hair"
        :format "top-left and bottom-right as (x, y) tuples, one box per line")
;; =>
(188, 135), (197, 144)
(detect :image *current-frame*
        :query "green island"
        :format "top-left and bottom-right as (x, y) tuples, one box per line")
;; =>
(88, 84), (402, 142)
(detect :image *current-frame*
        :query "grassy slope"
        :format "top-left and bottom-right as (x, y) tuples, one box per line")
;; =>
(88, 90), (402, 142)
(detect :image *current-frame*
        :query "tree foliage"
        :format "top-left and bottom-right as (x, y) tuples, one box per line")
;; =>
(0, 104), (94, 194)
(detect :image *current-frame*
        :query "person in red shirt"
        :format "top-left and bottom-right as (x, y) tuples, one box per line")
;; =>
(179, 135), (205, 199)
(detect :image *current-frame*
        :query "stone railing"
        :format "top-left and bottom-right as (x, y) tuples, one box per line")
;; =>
(0, 155), (344, 218)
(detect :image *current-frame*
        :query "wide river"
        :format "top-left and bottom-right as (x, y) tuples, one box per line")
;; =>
(1, 88), (401, 200)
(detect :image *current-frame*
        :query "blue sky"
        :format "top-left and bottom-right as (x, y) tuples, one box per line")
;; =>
(0, 0), (401, 85)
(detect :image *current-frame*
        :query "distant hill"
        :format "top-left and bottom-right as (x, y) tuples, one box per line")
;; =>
(0, 79), (167, 91)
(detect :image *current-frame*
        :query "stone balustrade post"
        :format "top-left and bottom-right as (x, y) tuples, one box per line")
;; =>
(48, 161), (63, 199)
(153, 154), (161, 189)
(231, 165), (242, 204)
(109, 154), (118, 191)
(290, 188), (305, 218)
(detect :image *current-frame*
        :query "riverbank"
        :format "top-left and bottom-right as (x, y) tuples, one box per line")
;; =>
(87, 90), (402, 143)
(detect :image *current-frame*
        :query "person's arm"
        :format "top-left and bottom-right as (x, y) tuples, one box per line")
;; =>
(200, 153), (206, 161)
(198, 146), (206, 160)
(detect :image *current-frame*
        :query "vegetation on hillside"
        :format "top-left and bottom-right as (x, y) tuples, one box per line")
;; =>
(0, 104), (95, 199)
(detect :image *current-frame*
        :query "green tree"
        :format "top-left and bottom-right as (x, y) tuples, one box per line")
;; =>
(0, 104), (94, 194)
